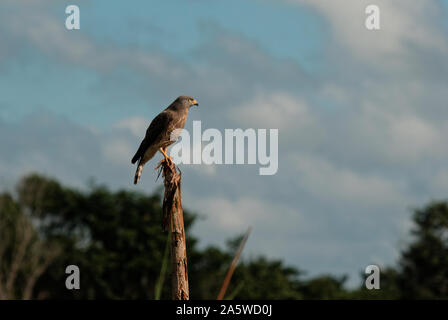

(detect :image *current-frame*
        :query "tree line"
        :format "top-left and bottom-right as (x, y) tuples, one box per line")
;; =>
(0, 174), (447, 299)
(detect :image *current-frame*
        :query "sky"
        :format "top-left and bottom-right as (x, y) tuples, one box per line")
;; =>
(1, 0), (448, 287)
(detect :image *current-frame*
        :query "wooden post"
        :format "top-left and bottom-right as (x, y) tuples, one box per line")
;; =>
(160, 160), (189, 300)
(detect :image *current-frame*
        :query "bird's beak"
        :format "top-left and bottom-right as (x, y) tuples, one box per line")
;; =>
(192, 99), (198, 106)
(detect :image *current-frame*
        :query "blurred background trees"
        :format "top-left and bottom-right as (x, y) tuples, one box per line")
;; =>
(0, 190), (60, 299)
(0, 173), (447, 299)
(398, 202), (448, 299)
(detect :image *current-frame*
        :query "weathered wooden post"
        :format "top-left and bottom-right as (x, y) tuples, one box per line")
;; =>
(160, 159), (189, 300)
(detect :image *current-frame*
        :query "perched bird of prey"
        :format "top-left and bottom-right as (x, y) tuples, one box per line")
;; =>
(131, 96), (198, 184)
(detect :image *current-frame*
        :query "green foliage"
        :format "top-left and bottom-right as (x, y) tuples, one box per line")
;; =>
(232, 257), (302, 299)
(299, 275), (348, 300)
(1, 174), (448, 299)
(0, 192), (60, 299)
(154, 232), (170, 300)
(189, 246), (233, 299)
(398, 202), (448, 299)
(353, 201), (448, 300)
(350, 268), (401, 300)
(18, 174), (174, 299)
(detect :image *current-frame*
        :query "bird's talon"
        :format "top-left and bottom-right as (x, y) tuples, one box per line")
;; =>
(165, 157), (174, 166)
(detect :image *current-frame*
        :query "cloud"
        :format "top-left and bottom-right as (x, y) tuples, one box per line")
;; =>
(230, 92), (314, 130)
(192, 196), (299, 232)
(188, 193), (307, 262)
(102, 138), (135, 166)
(0, 111), (151, 192)
(115, 117), (150, 137)
(429, 169), (448, 197)
(290, 153), (411, 207)
(338, 101), (447, 167)
(288, 0), (448, 67)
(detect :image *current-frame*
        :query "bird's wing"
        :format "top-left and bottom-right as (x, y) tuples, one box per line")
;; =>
(131, 111), (172, 164)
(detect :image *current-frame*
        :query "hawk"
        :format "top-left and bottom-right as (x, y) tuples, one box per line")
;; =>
(131, 96), (198, 184)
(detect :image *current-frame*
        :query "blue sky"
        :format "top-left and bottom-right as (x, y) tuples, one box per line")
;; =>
(0, 0), (326, 126)
(1, 0), (448, 287)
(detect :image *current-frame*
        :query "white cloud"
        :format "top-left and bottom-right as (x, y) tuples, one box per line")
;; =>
(0, 111), (146, 191)
(389, 115), (441, 160)
(427, 169), (448, 197)
(230, 92), (313, 130)
(192, 195), (301, 233)
(102, 138), (135, 166)
(115, 117), (149, 137)
(291, 153), (411, 207)
(346, 101), (447, 165)
(290, 0), (448, 66)
(188, 194), (306, 264)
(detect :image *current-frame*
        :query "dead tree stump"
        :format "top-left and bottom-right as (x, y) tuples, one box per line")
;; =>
(159, 159), (189, 300)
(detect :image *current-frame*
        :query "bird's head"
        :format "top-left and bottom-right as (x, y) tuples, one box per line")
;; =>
(174, 95), (199, 109)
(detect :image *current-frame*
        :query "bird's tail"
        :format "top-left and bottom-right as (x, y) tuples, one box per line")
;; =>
(134, 164), (144, 184)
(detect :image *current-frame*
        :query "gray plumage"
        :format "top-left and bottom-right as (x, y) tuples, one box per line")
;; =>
(132, 95), (198, 184)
